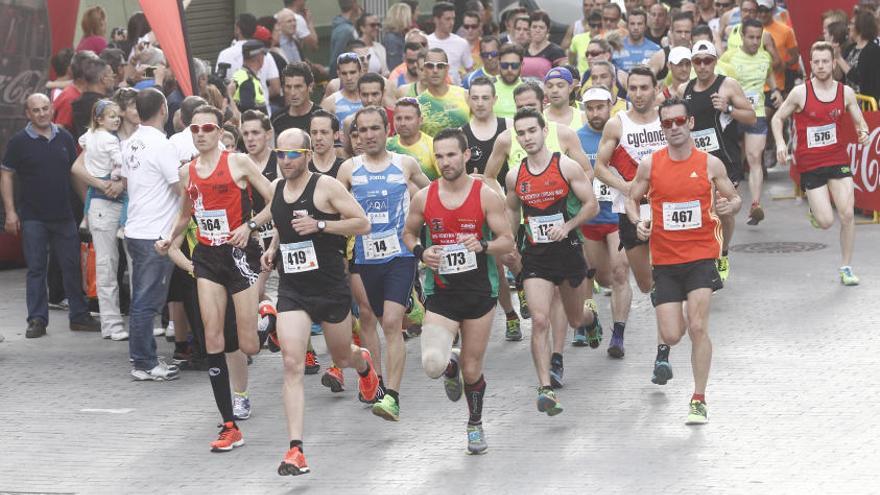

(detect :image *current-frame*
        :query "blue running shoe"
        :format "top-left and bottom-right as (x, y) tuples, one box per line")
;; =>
(651, 360), (673, 385)
(607, 329), (625, 359)
(310, 323), (323, 336)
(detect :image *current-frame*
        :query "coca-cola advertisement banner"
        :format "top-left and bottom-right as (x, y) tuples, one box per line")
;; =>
(842, 111), (880, 212)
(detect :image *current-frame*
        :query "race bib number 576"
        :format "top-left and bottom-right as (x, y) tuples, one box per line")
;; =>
(807, 124), (837, 148)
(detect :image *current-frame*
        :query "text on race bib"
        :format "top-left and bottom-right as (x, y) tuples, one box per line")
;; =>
(438, 243), (478, 275)
(593, 179), (617, 203)
(692, 128), (720, 153)
(280, 241), (319, 273)
(806, 124), (837, 149)
(195, 209), (230, 242)
(745, 92), (760, 108)
(528, 213), (565, 243)
(662, 200), (702, 231)
(258, 220), (275, 239)
(363, 230), (402, 260)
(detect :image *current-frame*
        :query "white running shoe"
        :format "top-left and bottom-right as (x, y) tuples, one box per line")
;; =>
(165, 321), (176, 341)
(110, 331), (129, 341)
(131, 362), (180, 381)
(233, 393), (252, 420)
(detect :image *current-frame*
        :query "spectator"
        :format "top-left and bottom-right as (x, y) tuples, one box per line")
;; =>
(511, 15), (532, 47)
(403, 0), (422, 31)
(522, 11), (566, 80)
(463, 35), (501, 89)
(460, 11), (484, 70)
(54, 50), (99, 131)
(216, 14), (282, 114)
(276, 8), (303, 63)
(1, 94), (100, 338)
(47, 48), (75, 101)
(77, 6), (109, 54)
(100, 48), (127, 87)
(561, 0), (597, 51)
(72, 58), (114, 140)
(232, 41), (270, 114)
(647, 2), (670, 46)
(357, 12), (389, 75)
(384, 3), (412, 70)
(840, 9), (880, 102)
(272, 62), (318, 136)
(283, 0), (319, 51)
(120, 88), (181, 381)
(121, 12), (152, 60)
(329, 0), (363, 77)
(112, 87), (140, 141)
(427, 2), (474, 84)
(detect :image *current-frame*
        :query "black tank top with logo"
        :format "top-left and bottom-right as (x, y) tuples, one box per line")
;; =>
(683, 75), (741, 169)
(308, 157), (345, 178)
(462, 117), (507, 182)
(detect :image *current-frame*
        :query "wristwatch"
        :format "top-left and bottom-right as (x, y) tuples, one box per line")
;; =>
(479, 239), (489, 252)
(317, 220), (326, 232)
(725, 103), (734, 114)
(246, 220), (258, 231)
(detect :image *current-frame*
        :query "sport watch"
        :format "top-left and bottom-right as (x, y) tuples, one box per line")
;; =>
(479, 239), (489, 252)
(247, 220), (258, 231)
(317, 220), (327, 232)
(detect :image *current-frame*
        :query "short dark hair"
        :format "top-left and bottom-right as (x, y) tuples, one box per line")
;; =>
(308, 109), (340, 133)
(394, 96), (421, 116)
(99, 48), (126, 74)
(529, 10), (551, 27)
(434, 127), (469, 152)
(603, 3), (622, 17)
(237, 13), (258, 38)
(404, 41), (424, 52)
(658, 96), (691, 119)
(433, 2), (455, 18)
(112, 87), (138, 112)
(499, 42), (524, 61)
(192, 104), (224, 126)
(339, 0), (357, 13)
(240, 109), (271, 131)
(628, 64), (657, 86)
(513, 107), (546, 129)
(854, 10), (878, 41)
(692, 24), (714, 41)
(135, 87), (166, 122)
(628, 8), (647, 23)
(742, 18), (763, 35)
(346, 38), (367, 50)
(514, 80), (544, 102)
(51, 48), (74, 77)
(71, 50), (98, 80)
(257, 15), (277, 33)
(180, 96), (208, 126)
(672, 12), (694, 25)
(354, 105), (389, 130)
(480, 35), (500, 51)
(358, 72), (386, 92)
(282, 62), (315, 87)
(469, 76), (495, 95)
(463, 11), (481, 23)
(427, 47), (449, 63)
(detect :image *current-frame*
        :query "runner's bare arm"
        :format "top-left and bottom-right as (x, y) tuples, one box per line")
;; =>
(648, 49), (666, 76)
(158, 168), (193, 254)
(559, 126), (594, 181)
(626, 155), (652, 226)
(320, 94), (335, 114)
(708, 155), (742, 216)
(560, 157), (599, 233)
(479, 185), (515, 255)
(402, 154), (431, 190)
(234, 153), (275, 228)
(504, 168), (522, 238)
(724, 78), (758, 125)
(844, 85), (871, 145)
(483, 130), (512, 190)
(167, 229), (194, 275)
(593, 118), (629, 191)
(403, 188), (442, 269)
(322, 176), (371, 236)
(764, 32), (782, 72)
(335, 158), (355, 189)
(770, 85), (806, 164)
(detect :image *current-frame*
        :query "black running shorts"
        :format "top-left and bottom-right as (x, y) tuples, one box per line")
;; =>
(617, 213), (649, 251)
(277, 283), (352, 324)
(800, 164), (852, 191)
(652, 259), (722, 305)
(521, 245), (588, 288)
(426, 293), (497, 322)
(192, 240), (263, 295)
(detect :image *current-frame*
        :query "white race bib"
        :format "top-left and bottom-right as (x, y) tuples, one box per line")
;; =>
(692, 128), (720, 153)
(362, 230), (402, 260)
(662, 200), (701, 231)
(280, 241), (319, 273)
(640, 203), (652, 222)
(438, 244), (478, 274)
(745, 91), (760, 108)
(195, 209), (230, 242)
(806, 124), (838, 149)
(527, 213), (565, 243)
(258, 220), (275, 240)
(593, 179), (616, 203)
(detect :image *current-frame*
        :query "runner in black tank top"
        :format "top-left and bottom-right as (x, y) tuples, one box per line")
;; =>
(684, 75), (742, 182)
(462, 117), (507, 178)
(253, 153), (279, 248)
(308, 157), (345, 178)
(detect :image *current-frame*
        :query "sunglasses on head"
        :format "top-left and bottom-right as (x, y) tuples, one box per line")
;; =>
(190, 123), (219, 134)
(397, 96), (419, 105)
(337, 51), (359, 64)
(500, 62), (521, 70)
(480, 50), (499, 59)
(660, 116), (689, 129)
(424, 61), (449, 70)
(273, 148), (310, 159)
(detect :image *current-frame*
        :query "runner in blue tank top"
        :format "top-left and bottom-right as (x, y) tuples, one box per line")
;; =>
(337, 107), (430, 422)
(613, 10), (661, 73)
(321, 53), (364, 123)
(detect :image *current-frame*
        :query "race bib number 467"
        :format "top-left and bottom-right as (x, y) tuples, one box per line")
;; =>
(662, 200), (701, 231)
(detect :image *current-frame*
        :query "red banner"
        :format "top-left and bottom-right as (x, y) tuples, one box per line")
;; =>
(843, 112), (880, 211)
(788, 0), (855, 75)
(139, 0), (195, 96)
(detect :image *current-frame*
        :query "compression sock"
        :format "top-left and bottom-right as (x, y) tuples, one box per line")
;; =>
(691, 393), (706, 404)
(657, 344), (670, 362)
(465, 375), (486, 426)
(206, 352), (235, 424)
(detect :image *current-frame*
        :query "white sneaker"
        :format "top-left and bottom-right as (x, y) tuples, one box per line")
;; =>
(110, 331), (129, 341)
(131, 362), (180, 381)
(165, 321), (176, 341)
(153, 326), (165, 337)
(233, 392), (252, 420)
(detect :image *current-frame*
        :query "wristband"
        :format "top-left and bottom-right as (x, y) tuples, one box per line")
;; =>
(412, 244), (425, 262)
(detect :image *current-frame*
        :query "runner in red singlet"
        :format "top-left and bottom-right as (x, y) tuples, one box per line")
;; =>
(771, 41), (871, 286)
(627, 97), (742, 425)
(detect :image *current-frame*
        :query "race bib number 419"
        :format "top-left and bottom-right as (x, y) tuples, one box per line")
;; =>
(280, 241), (319, 273)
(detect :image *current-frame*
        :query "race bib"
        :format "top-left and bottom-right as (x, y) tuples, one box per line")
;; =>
(258, 220), (275, 240)
(528, 213), (565, 243)
(363, 230), (402, 260)
(662, 200), (701, 231)
(806, 124), (837, 149)
(195, 209), (230, 242)
(692, 128), (720, 153)
(745, 91), (760, 108)
(280, 240), (319, 273)
(438, 244), (477, 274)
(593, 179), (616, 203)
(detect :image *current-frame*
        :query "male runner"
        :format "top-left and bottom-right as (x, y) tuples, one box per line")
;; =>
(386, 97), (440, 180)
(336, 106), (431, 421)
(506, 108), (599, 416)
(321, 52), (364, 123)
(417, 48), (470, 137)
(658, 47), (693, 102)
(614, 9), (661, 73)
(543, 67), (584, 130)
(308, 110), (345, 178)
(156, 104), (274, 451)
(627, 97), (742, 424)
(403, 128), (514, 454)
(493, 43), (525, 119)
(771, 41), (870, 286)
(577, 86), (633, 357)
(683, 40), (756, 282)
(261, 128), (380, 476)
(460, 76), (521, 340)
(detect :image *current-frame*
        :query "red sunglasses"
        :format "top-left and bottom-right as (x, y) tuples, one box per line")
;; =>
(660, 116), (689, 129)
(190, 123), (220, 134)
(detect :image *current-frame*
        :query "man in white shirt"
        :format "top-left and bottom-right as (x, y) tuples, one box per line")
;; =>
(121, 88), (182, 382)
(426, 2), (474, 85)
(215, 14), (281, 114)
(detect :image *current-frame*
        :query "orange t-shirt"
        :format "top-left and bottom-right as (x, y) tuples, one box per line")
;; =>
(764, 20), (798, 90)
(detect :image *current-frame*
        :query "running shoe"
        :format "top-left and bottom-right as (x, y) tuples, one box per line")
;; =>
(233, 393), (251, 420)
(505, 317), (522, 341)
(808, 210), (821, 229)
(407, 292), (425, 325)
(444, 349), (463, 402)
(607, 328), (625, 359)
(686, 400), (709, 425)
(164, 321), (176, 342)
(278, 446), (310, 476)
(210, 421), (244, 452)
(467, 424), (488, 455)
(258, 300), (277, 349)
(304, 350), (320, 375)
(359, 381), (385, 404)
(371, 394), (400, 421)
(131, 361), (180, 381)
(572, 326), (588, 346)
(746, 202), (765, 225)
(110, 330), (129, 341)
(549, 359), (564, 389)
(716, 256), (730, 282)
(357, 349), (380, 402)
(840, 266), (860, 286)
(517, 289), (530, 319)
(310, 323), (323, 336)
(584, 302), (603, 349)
(651, 360), (673, 385)
(536, 387), (563, 416)
(321, 366), (345, 393)
(48, 299), (69, 311)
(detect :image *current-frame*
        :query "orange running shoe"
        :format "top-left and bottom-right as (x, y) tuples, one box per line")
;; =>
(357, 349), (380, 402)
(278, 446), (310, 476)
(304, 350), (320, 375)
(210, 421), (244, 452)
(321, 366), (345, 392)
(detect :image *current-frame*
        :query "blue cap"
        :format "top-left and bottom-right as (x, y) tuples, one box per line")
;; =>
(544, 67), (573, 84)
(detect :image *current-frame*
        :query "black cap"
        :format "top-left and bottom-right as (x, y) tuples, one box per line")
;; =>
(242, 39), (267, 59)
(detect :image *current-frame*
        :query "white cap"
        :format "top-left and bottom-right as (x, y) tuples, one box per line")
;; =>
(756, 0), (774, 8)
(668, 46), (692, 65)
(582, 87), (613, 103)
(691, 40), (717, 59)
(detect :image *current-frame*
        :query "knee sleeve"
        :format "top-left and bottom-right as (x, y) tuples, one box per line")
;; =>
(420, 323), (455, 379)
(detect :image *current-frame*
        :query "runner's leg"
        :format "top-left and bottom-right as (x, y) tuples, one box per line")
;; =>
(523, 277), (556, 387)
(827, 177), (856, 266)
(625, 244), (653, 294)
(744, 133), (767, 206)
(685, 288), (713, 396)
(278, 310), (311, 444)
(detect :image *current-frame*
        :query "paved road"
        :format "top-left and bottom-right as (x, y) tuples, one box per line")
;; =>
(1, 170), (879, 494)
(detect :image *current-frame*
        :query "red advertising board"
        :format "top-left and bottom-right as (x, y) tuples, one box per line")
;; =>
(843, 112), (880, 212)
